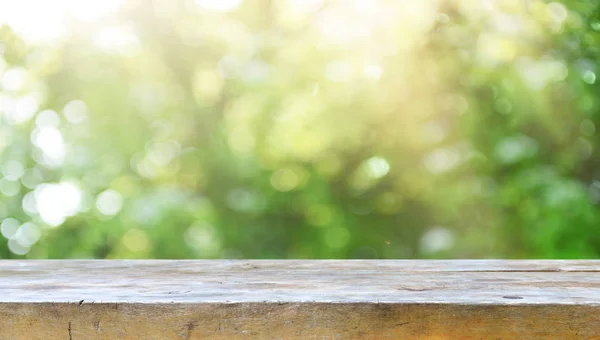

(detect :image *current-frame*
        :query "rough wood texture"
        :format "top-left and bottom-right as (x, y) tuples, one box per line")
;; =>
(0, 260), (599, 339)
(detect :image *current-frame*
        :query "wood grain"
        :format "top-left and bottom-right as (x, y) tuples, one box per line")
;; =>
(0, 260), (599, 339)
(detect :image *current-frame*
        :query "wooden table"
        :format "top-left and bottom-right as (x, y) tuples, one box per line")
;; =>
(1, 260), (599, 339)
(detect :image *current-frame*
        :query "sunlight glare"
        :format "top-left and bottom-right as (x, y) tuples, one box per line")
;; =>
(31, 127), (66, 167)
(0, 0), (124, 45)
(34, 182), (82, 227)
(196, 0), (243, 12)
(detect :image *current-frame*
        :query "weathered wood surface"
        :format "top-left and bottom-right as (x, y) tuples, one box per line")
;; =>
(0, 260), (599, 339)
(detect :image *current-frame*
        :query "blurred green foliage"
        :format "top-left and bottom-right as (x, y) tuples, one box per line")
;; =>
(0, 0), (599, 259)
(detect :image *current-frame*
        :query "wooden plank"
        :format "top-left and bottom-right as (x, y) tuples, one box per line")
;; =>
(0, 260), (599, 339)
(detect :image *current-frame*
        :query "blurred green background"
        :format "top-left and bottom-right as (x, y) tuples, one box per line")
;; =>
(0, 0), (598, 259)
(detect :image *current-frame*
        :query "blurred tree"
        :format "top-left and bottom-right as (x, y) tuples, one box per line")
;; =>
(0, 0), (599, 259)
